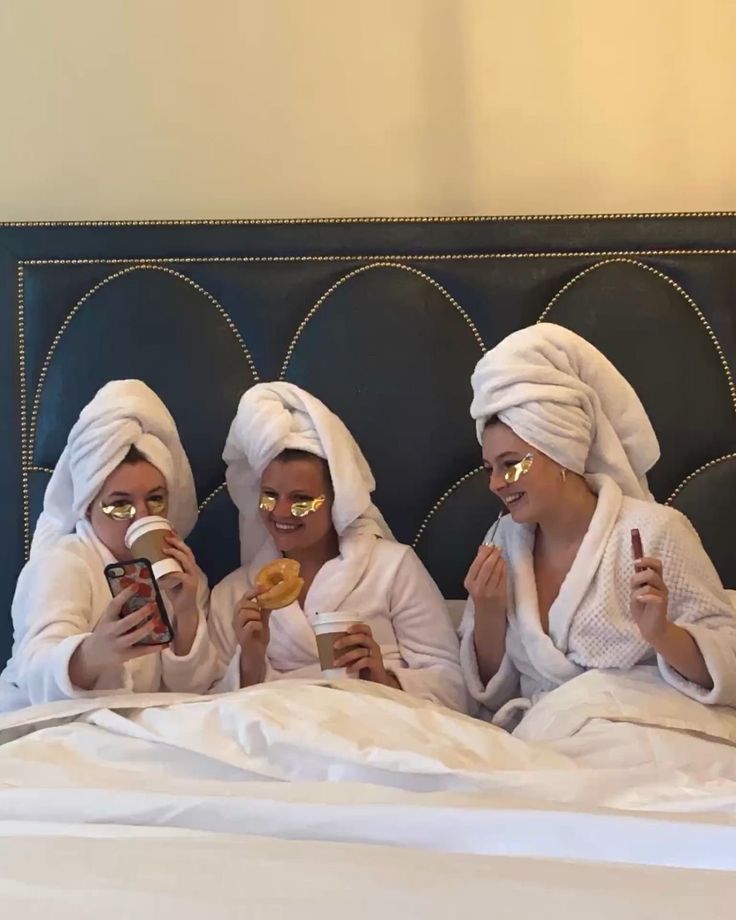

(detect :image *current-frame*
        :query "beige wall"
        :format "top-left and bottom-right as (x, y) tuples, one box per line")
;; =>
(1, 0), (735, 221)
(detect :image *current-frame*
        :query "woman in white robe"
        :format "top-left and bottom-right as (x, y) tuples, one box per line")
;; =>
(1, 380), (221, 708)
(209, 382), (466, 711)
(460, 324), (736, 729)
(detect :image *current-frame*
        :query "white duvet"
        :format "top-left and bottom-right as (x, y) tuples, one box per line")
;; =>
(3, 825), (735, 920)
(1, 667), (736, 876)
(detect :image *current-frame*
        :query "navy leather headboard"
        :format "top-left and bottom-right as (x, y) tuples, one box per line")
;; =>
(2, 214), (736, 663)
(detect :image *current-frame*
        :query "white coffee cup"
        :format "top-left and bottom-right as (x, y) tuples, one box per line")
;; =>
(313, 611), (362, 679)
(124, 515), (182, 580)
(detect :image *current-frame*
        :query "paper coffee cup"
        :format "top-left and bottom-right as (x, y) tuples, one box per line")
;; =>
(313, 611), (361, 679)
(124, 515), (182, 580)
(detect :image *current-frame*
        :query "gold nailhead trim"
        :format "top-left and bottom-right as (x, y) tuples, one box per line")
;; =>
(5, 210), (736, 227)
(16, 247), (736, 266)
(17, 265), (31, 556)
(666, 454), (736, 504)
(26, 264), (260, 473)
(280, 261), (485, 379)
(198, 482), (226, 512)
(412, 466), (485, 547)
(539, 258), (736, 413)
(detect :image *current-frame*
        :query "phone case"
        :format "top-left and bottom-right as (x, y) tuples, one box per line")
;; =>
(104, 559), (174, 645)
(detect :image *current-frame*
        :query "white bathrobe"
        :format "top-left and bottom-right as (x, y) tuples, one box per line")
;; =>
(1, 380), (220, 707)
(210, 381), (466, 711)
(2, 520), (217, 705)
(211, 536), (467, 711)
(464, 323), (736, 728)
(460, 475), (736, 728)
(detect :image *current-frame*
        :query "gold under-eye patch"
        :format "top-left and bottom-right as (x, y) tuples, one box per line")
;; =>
(291, 496), (326, 517)
(145, 496), (167, 516)
(259, 493), (326, 518)
(99, 495), (167, 521)
(258, 494), (277, 513)
(100, 501), (136, 521)
(504, 453), (534, 484)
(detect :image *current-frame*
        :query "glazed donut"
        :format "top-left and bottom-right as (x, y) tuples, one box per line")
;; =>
(255, 558), (304, 610)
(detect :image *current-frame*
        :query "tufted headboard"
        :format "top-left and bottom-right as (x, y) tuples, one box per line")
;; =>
(2, 214), (736, 663)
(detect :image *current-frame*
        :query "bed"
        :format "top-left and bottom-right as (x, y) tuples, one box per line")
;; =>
(1, 213), (736, 913)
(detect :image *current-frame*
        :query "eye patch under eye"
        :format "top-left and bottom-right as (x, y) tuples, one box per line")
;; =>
(99, 495), (168, 521)
(146, 496), (167, 515)
(100, 500), (136, 521)
(504, 453), (534, 484)
(259, 493), (326, 518)
(290, 496), (326, 517)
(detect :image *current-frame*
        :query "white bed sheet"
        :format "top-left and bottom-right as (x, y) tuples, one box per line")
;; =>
(2, 822), (735, 920)
(0, 676), (26, 714)
(1, 668), (736, 875)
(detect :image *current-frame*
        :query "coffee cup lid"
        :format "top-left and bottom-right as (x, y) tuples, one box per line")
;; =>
(313, 611), (360, 632)
(124, 515), (172, 549)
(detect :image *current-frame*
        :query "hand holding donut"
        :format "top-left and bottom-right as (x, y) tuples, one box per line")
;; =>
(254, 558), (303, 610)
(235, 559), (304, 686)
(333, 623), (400, 689)
(233, 587), (271, 686)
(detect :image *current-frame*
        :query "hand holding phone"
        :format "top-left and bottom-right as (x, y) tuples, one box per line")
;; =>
(105, 559), (174, 646)
(68, 579), (170, 691)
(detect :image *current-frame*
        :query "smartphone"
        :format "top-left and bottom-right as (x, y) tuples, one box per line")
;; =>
(104, 559), (174, 645)
(630, 529), (645, 572)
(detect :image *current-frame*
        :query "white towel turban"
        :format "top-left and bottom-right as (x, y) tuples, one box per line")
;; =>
(32, 379), (198, 556)
(223, 382), (392, 564)
(469, 323), (660, 500)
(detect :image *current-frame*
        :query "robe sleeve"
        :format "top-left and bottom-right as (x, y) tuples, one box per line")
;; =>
(8, 548), (129, 704)
(207, 571), (246, 692)
(160, 571), (227, 693)
(654, 511), (736, 706)
(459, 598), (521, 718)
(385, 548), (468, 712)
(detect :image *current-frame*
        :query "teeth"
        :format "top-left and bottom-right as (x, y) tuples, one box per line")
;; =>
(274, 522), (299, 531)
(506, 493), (523, 505)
